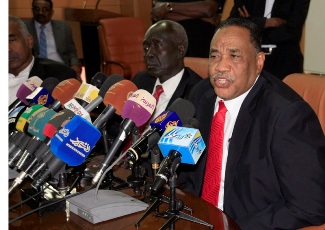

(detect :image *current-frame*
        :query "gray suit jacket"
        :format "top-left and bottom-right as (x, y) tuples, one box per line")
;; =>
(23, 19), (80, 67)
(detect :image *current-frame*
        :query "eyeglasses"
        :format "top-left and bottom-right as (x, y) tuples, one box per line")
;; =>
(32, 6), (51, 13)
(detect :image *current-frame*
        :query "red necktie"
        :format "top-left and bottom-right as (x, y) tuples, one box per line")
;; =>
(201, 100), (227, 206)
(153, 85), (164, 103)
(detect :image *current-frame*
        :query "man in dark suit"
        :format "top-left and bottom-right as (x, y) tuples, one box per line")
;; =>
(229, 0), (310, 80)
(23, 0), (81, 79)
(178, 18), (325, 229)
(128, 20), (202, 177)
(9, 15), (77, 105)
(133, 20), (202, 117)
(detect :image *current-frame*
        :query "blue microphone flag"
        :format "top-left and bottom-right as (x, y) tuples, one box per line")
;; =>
(158, 126), (205, 164)
(50, 115), (101, 166)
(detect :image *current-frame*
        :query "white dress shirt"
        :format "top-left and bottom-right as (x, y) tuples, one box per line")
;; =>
(8, 57), (35, 105)
(264, 0), (275, 18)
(217, 77), (259, 210)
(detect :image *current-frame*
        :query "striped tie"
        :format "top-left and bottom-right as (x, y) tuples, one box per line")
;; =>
(39, 25), (47, 58)
(201, 100), (227, 207)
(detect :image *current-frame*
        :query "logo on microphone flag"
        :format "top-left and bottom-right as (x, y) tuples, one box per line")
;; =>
(158, 126), (205, 164)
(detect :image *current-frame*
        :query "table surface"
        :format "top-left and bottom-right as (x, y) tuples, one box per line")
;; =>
(9, 166), (241, 230)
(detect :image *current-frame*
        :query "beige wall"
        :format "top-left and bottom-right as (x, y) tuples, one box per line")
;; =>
(9, 0), (152, 59)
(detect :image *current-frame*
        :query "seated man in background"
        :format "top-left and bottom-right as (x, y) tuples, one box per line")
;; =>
(130, 19), (203, 176)
(23, 0), (82, 80)
(9, 15), (77, 105)
(177, 17), (325, 229)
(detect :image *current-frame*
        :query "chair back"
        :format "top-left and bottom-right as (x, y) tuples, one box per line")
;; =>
(283, 73), (325, 134)
(98, 17), (146, 80)
(184, 57), (209, 79)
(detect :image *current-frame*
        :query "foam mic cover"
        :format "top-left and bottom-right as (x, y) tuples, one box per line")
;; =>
(121, 89), (156, 127)
(92, 80), (138, 128)
(50, 115), (101, 166)
(43, 109), (76, 138)
(165, 98), (196, 125)
(16, 76), (43, 105)
(90, 72), (108, 89)
(51, 78), (81, 108)
(40, 77), (60, 93)
(83, 74), (124, 113)
(103, 79), (138, 115)
(28, 108), (57, 141)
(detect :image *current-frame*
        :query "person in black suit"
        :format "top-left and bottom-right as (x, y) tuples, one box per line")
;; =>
(23, 0), (81, 79)
(133, 20), (202, 118)
(128, 20), (202, 177)
(178, 18), (325, 229)
(9, 15), (77, 105)
(229, 0), (310, 80)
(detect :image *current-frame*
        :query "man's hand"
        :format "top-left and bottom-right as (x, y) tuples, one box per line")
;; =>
(265, 18), (287, 28)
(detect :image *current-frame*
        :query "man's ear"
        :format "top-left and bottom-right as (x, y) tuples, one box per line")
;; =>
(256, 51), (265, 75)
(178, 44), (186, 58)
(27, 34), (34, 49)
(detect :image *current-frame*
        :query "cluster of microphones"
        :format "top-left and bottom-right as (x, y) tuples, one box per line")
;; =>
(8, 72), (206, 199)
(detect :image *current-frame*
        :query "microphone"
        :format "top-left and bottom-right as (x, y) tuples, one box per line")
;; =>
(90, 72), (108, 89)
(9, 78), (60, 136)
(151, 125), (206, 194)
(91, 89), (156, 185)
(9, 76), (43, 114)
(27, 109), (76, 180)
(91, 79), (138, 129)
(9, 108), (58, 194)
(31, 115), (102, 189)
(8, 104), (47, 167)
(124, 98), (196, 164)
(49, 78), (81, 111)
(15, 108), (57, 170)
(83, 74), (124, 113)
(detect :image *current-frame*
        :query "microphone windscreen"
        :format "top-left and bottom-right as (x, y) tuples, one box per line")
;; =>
(90, 72), (108, 89)
(103, 80), (138, 115)
(167, 98), (196, 124)
(16, 76), (43, 105)
(28, 108), (56, 140)
(40, 77), (60, 93)
(43, 109), (76, 138)
(52, 78), (81, 105)
(98, 74), (124, 98)
(121, 89), (156, 127)
(184, 118), (200, 129)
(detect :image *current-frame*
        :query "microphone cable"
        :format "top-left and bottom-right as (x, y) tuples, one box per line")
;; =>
(8, 183), (50, 211)
(9, 182), (96, 224)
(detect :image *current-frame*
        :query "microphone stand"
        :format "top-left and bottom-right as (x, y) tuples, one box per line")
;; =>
(135, 163), (213, 229)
